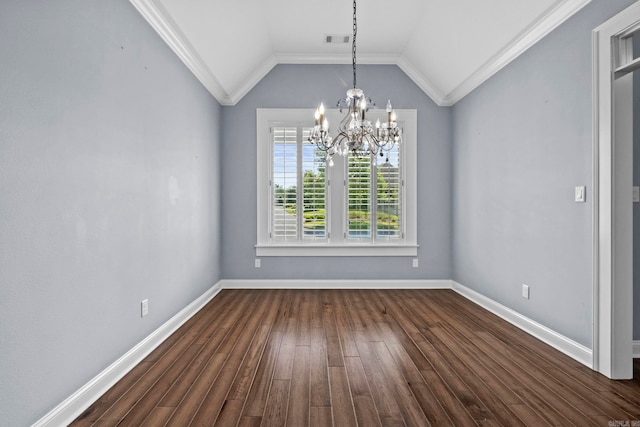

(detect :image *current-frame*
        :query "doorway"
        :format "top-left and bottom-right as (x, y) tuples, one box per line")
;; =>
(593, 1), (640, 379)
(635, 32), (640, 368)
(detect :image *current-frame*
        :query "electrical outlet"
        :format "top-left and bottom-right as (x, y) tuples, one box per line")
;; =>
(255, 258), (261, 268)
(141, 299), (149, 317)
(522, 284), (530, 300)
(412, 259), (419, 268)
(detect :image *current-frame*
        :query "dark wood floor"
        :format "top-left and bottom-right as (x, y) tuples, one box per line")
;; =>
(71, 289), (640, 426)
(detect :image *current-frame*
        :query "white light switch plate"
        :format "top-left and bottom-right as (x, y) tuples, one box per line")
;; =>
(575, 186), (586, 203)
(141, 299), (149, 317)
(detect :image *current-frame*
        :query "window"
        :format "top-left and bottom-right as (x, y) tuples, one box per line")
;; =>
(257, 109), (417, 256)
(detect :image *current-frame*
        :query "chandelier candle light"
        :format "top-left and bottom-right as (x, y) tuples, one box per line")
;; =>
(308, 0), (402, 167)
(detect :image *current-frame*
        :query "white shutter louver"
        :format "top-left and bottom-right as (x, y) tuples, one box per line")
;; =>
(301, 128), (327, 240)
(272, 127), (298, 241)
(376, 145), (401, 240)
(271, 125), (327, 242)
(347, 155), (372, 240)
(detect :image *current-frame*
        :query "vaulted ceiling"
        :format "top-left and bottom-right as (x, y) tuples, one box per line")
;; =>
(130, 0), (591, 106)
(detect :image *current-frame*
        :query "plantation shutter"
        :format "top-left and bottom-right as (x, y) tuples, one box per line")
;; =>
(272, 126), (298, 241)
(347, 155), (373, 240)
(376, 145), (402, 240)
(301, 127), (327, 240)
(271, 125), (327, 242)
(346, 145), (403, 242)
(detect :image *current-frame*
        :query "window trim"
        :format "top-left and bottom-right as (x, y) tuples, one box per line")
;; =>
(256, 108), (417, 257)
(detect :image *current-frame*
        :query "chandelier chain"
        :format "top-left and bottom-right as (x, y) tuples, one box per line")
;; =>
(308, 0), (402, 163)
(352, 0), (357, 89)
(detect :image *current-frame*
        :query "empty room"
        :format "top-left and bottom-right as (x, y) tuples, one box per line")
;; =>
(2, 0), (640, 426)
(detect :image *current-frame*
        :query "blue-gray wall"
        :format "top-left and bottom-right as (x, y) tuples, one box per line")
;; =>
(0, 1), (222, 425)
(634, 32), (640, 341)
(452, 0), (636, 349)
(221, 64), (452, 280)
(4, 0), (640, 424)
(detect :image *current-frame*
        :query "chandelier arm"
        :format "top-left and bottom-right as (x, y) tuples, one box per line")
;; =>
(337, 110), (356, 136)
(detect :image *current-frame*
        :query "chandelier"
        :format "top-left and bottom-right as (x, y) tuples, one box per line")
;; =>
(308, 0), (401, 167)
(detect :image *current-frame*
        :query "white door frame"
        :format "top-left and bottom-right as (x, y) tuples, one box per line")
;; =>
(592, 1), (640, 379)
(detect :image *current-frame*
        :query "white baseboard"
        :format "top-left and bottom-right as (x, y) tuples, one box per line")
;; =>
(32, 282), (223, 427)
(220, 279), (452, 289)
(634, 341), (640, 358)
(221, 279), (592, 368)
(224, 279), (593, 367)
(34, 278), (597, 426)
(451, 281), (593, 368)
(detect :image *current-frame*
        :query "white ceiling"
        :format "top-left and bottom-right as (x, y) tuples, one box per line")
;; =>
(130, 0), (591, 106)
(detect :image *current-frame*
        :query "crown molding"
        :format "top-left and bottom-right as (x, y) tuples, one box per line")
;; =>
(444, 0), (592, 105)
(226, 55), (279, 105)
(131, 0), (591, 107)
(396, 55), (447, 106)
(274, 52), (401, 65)
(129, 0), (233, 105)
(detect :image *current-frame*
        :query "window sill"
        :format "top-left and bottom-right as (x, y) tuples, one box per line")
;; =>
(255, 244), (418, 257)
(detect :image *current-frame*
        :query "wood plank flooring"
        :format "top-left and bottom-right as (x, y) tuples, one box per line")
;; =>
(71, 289), (640, 426)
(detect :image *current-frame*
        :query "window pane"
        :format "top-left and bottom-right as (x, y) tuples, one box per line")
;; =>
(301, 128), (326, 240)
(347, 154), (372, 240)
(272, 127), (297, 240)
(376, 146), (401, 240)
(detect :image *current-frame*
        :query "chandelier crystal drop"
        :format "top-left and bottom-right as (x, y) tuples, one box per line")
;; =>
(308, 0), (402, 167)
